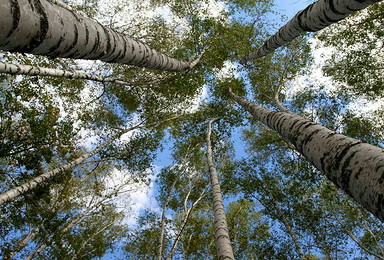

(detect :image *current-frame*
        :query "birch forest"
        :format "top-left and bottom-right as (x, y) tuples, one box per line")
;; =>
(1, 0), (384, 259)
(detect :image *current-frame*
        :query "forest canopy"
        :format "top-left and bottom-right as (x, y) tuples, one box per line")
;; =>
(0, 0), (384, 259)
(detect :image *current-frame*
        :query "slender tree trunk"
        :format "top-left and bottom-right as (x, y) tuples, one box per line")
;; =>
(4, 226), (40, 260)
(166, 186), (208, 260)
(0, 62), (132, 85)
(0, 0), (199, 71)
(0, 115), (178, 205)
(27, 216), (83, 260)
(25, 243), (47, 260)
(71, 221), (114, 260)
(272, 197), (304, 259)
(206, 119), (235, 260)
(25, 210), (88, 260)
(0, 131), (121, 205)
(228, 88), (384, 222)
(158, 179), (177, 260)
(241, 0), (381, 63)
(333, 215), (384, 259)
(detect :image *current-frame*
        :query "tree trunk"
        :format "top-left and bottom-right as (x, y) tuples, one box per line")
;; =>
(0, 0), (196, 71)
(166, 185), (208, 260)
(206, 119), (235, 260)
(24, 209), (89, 260)
(241, 0), (381, 62)
(272, 197), (304, 259)
(71, 221), (114, 260)
(333, 215), (384, 259)
(228, 88), (384, 222)
(0, 131), (121, 205)
(4, 226), (40, 260)
(0, 62), (132, 85)
(0, 119), (153, 205)
(158, 178), (177, 260)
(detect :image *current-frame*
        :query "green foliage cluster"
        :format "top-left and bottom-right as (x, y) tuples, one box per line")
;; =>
(1, 0), (384, 259)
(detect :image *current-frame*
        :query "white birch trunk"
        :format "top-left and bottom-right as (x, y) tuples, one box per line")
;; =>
(0, 116), (178, 205)
(228, 88), (384, 222)
(71, 221), (114, 260)
(165, 185), (208, 260)
(24, 210), (89, 260)
(0, 62), (132, 85)
(0, 0), (193, 71)
(241, 0), (381, 62)
(4, 226), (40, 260)
(206, 119), (235, 260)
(0, 125), (139, 205)
(158, 179), (177, 260)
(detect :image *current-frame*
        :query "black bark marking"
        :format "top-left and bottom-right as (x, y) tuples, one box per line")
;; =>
(27, 0), (49, 52)
(339, 150), (358, 191)
(274, 114), (286, 133)
(109, 31), (118, 60)
(297, 6), (316, 32)
(84, 24), (89, 46)
(329, 0), (345, 15)
(320, 151), (331, 174)
(288, 120), (308, 145)
(354, 167), (364, 180)
(333, 141), (361, 174)
(62, 23), (79, 57)
(7, 0), (21, 39)
(102, 26), (111, 55)
(47, 36), (64, 57)
(377, 194), (384, 220)
(89, 28), (100, 56)
(265, 111), (278, 129)
(378, 169), (384, 184)
(300, 128), (321, 153)
(323, 9), (343, 24)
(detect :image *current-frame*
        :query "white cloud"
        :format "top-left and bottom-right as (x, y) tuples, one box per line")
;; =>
(214, 60), (239, 79)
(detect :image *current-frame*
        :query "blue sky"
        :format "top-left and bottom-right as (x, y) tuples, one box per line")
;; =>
(105, 0), (317, 258)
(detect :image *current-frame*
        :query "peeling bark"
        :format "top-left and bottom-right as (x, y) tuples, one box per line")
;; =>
(228, 88), (384, 222)
(0, 0), (198, 71)
(241, 0), (381, 62)
(206, 119), (235, 260)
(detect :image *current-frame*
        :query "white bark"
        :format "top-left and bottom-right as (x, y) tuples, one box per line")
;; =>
(165, 185), (208, 260)
(206, 119), (235, 260)
(0, 132), (121, 205)
(158, 179), (177, 260)
(25, 210), (89, 260)
(0, 0), (196, 71)
(241, 0), (381, 62)
(0, 62), (132, 85)
(333, 215), (384, 259)
(4, 226), (40, 260)
(228, 88), (384, 222)
(0, 116), (177, 205)
(71, 221), (114, 260)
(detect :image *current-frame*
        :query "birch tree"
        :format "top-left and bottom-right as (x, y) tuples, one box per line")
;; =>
(228, 87), (384, 223)
(0, 0), (202, 71)
(0, 116), (177, 205)
(317, 2), (384, 98)
(205, 119), (234, 259)
(241, 0), (382, 63)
